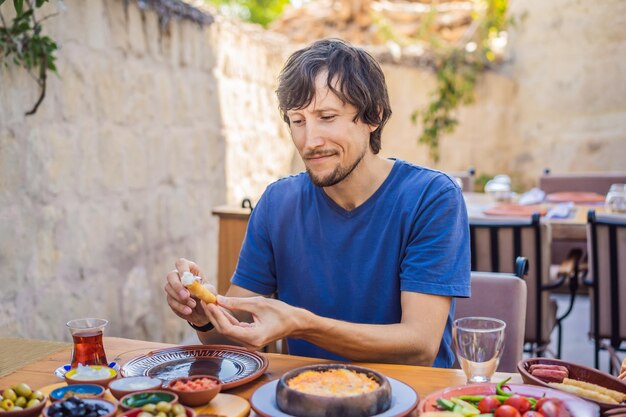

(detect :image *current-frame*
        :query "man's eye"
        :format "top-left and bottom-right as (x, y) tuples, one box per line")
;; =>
(291, 119), (304, 126)
(321, 115), (336, 121)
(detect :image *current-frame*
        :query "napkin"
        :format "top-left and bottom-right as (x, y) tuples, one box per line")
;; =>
(545, 202), (575, 219)
(518, 188), (546, 205)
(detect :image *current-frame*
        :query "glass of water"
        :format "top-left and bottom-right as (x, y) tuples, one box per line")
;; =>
(453, 317), (506, 384)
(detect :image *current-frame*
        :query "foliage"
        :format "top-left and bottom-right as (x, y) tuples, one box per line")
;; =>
(204, 0), (290, 27)
(409, 0), (510, 162)
(0, 0), (58, 116)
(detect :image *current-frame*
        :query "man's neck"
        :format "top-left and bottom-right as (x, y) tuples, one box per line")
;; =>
(323, 156), (395, 211)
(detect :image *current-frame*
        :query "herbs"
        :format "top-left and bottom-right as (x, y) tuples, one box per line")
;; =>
(0, 0), (58, 115)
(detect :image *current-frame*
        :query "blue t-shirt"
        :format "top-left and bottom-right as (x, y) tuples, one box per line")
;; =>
(231, 159), (470, 367)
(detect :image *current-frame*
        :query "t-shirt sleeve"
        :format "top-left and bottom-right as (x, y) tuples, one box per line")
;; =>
(230, 188), (277, 296)
(400, 182), (471, 297)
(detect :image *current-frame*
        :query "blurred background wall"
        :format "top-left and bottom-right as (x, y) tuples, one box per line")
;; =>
(0, 0), (624, 343)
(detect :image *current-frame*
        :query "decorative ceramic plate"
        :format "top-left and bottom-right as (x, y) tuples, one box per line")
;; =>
(250, 377), (418, 417)
(546, 192), (606, 204)
(119, 345), (268, 390)
(420, 382), (600, 416)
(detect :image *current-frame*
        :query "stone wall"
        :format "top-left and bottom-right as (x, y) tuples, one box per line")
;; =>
(379, 0), (626, 189)
(0, 0), (293, 344)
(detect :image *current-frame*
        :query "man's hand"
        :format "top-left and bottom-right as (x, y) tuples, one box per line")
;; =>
(204, 295), (305, 350)
(164, 258), (217, 328)
(620, 357), (626, 380)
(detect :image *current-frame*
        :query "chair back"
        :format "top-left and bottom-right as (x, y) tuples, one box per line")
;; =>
(455, 262), (528, 372)
(587, 210), (626, 369)
(539, 171), (626, 194)
(447, 168), (475, 192)
(469, 214), (553, 349)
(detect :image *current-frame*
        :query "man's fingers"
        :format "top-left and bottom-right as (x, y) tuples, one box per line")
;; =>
(175, 258), (205, 279)
(217, 295), (263, 312)
(167, 294), (192, 316)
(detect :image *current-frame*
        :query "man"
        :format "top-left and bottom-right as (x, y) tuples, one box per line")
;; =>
(165, 38), (470, 367)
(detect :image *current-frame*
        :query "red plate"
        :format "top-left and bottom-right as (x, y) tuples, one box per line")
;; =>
(120, 345), (268, 390)
(483, 204), (548, 217)
(420, 382), (599, 416)
(546, 192), (605, 204)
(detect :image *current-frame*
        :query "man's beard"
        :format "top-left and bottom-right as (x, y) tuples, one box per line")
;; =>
(305, 148), (366, 187)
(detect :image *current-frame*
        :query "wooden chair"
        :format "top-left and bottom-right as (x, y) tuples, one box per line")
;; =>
(586, 210), (626, 374)
(455, 257), (528, 372)
(447, 167), (476, 192)
(469, 214), (579, 358)
(539, 169), (626, 195)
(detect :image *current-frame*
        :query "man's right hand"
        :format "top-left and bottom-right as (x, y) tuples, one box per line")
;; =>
(164, 258), (216, 328)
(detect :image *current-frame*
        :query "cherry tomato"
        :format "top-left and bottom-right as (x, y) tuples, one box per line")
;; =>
(522, 412), (543, 417)
(495, 405), (522, 417)
(478, 396), (502, 413)
(536, 399), (571, 417)
(504, 395), (532, 413)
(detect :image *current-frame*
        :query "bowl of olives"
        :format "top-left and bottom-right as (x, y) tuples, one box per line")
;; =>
(0, 383), (48, 417)
(119, 403), (195, 417)
(43, 397), (116, 417)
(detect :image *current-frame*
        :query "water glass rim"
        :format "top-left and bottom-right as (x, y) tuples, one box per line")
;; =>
(66, 318), (109, 328)
(453, 316), (506, 332)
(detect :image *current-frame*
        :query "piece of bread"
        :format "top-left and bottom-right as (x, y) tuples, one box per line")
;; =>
(548, 382), (618, 404)
(562, 377), (626, 403)
(181, 272), (217, 304)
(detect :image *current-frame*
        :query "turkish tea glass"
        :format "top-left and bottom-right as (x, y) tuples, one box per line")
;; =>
(67, 318), (109, 368)
(453, 317), (506, 384)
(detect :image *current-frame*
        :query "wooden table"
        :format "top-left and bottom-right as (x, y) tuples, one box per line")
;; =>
(0, 337), (521, 415)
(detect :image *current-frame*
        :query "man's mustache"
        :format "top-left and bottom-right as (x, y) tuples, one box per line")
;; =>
(303, 150), (337, 159)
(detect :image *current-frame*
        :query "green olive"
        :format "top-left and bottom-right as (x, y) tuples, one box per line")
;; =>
(26, 398), (40, 409)
(29, 390), (44, 401)
(12, 384), (32, 399)
(0, 399), (14, 411)
(141, 404), (157, 413)
(1, 389), (16, 402)
(138, 412), (153, 417)
(171, 404), (185, 415)
(174, 413), (186, 417)
(14, 397), (26, 408)
(155, 412), (167, 417)
(155, 402), (171, 413)
(11, 406), (23, 411)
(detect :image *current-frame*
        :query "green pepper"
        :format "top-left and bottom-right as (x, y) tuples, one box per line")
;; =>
(436, 398), (456, 411)
(496, 377), (513, 397)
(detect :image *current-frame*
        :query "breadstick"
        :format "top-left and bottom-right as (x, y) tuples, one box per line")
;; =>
(548, 382), (618, 404)
(563, 377), (626, 403)
(181, 272), (217, 304)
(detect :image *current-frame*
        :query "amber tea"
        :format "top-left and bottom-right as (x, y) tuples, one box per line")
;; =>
(67, 318), (109, 368)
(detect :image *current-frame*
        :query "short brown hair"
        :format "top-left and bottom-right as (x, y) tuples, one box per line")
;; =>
(276, 39), (392, 154)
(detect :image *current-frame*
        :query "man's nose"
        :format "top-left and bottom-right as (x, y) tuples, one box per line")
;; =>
(303, 120), (324, 149)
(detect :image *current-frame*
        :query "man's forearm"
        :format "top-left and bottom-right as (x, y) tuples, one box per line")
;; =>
(293, 309), (440, 366)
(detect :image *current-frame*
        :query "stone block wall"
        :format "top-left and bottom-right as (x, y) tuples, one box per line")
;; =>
(0, 0), (293, 344)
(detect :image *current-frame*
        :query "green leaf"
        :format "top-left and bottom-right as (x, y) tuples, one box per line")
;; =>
(35, 0), (46, 7)
(13, 0), (24, 15)
(0, 0), (7, 6)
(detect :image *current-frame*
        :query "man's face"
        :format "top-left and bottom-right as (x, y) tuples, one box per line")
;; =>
(286, 72), (377, 188)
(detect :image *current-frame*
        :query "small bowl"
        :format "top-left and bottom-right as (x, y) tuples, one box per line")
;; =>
(120, 405), (195, 417)
(50, 384), (105, 402)
(43, 397), (116, 417)
(518, 357), (626, 412)
(276, 364), (391, 417)
(108, 376), (163, 400)
(119, 390), (178, 411)
(166, 375), (221, 407)
(64, 365), (117, 388)
(0, 390), (48, 417)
